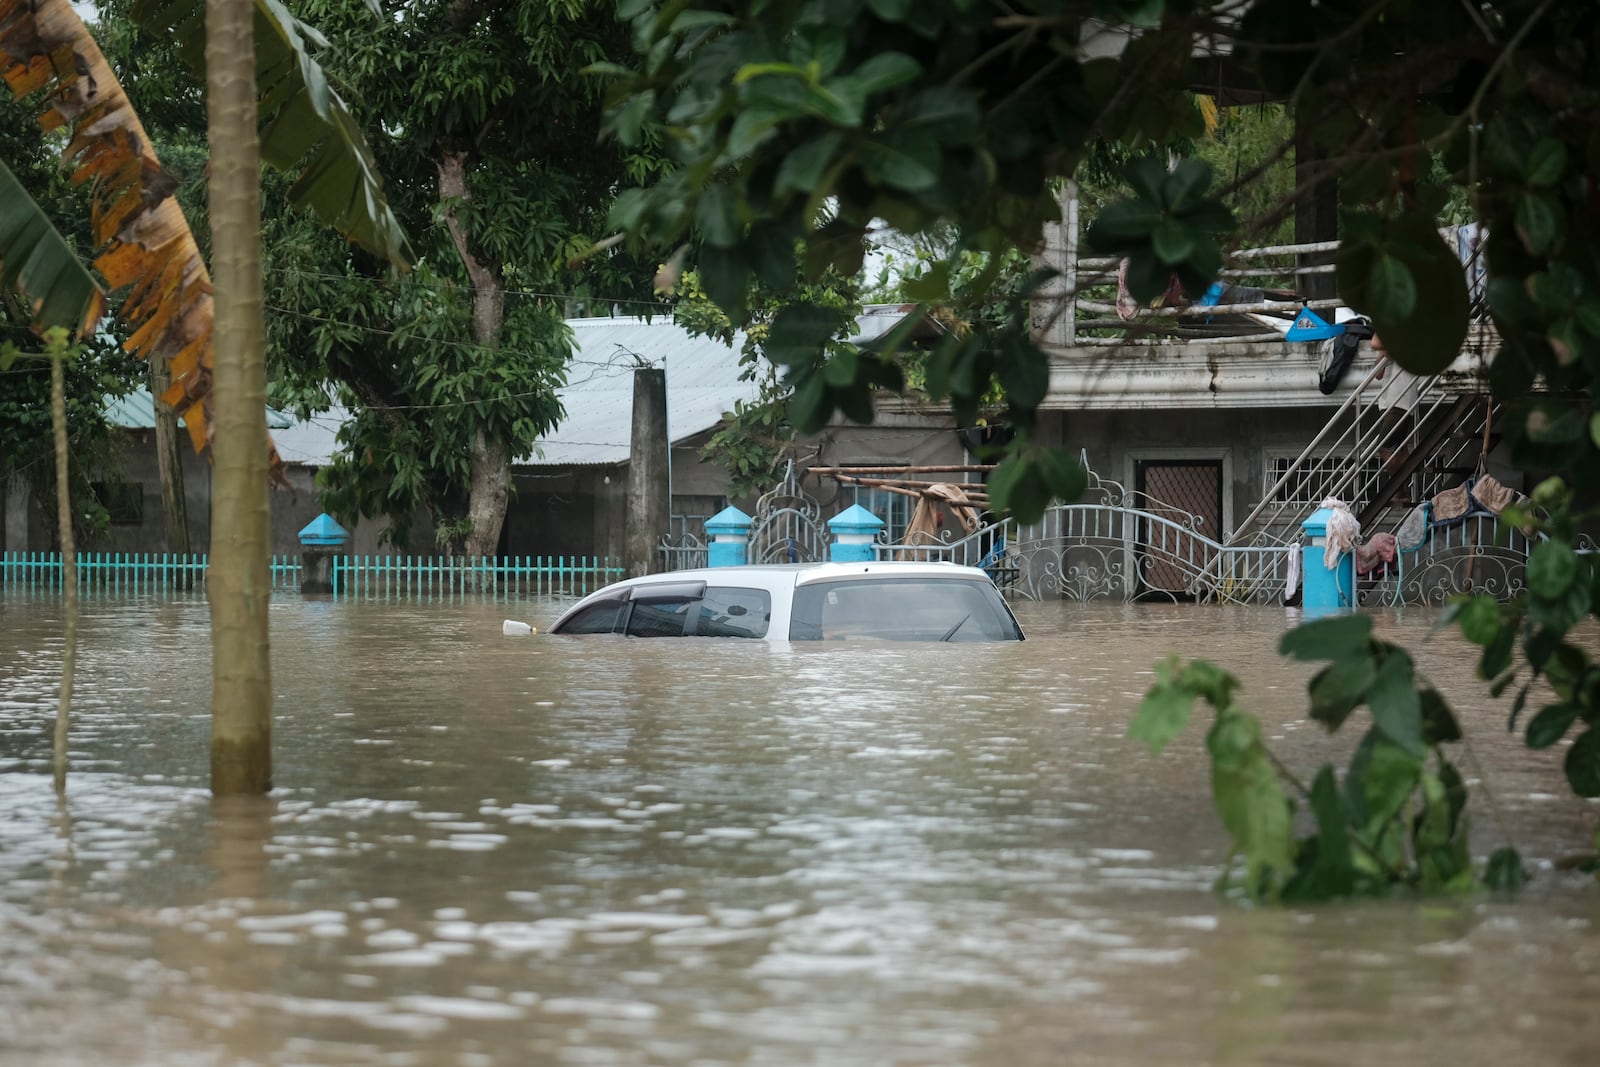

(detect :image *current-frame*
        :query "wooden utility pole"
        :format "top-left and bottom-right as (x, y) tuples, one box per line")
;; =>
(625, 366), (669, 578)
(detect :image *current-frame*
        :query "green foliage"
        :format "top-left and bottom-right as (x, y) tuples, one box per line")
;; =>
(1449, 485), (1600, 813)
(677, 267), (863, 498)
(0, 162), (108, 338)
(225, 0), (666, 542)
(272, 259), (571, 547)
(1335, 210), (1468, 375)
(1136, 622), (1498, 902)
(601, 0), (1600, 524)
(1, 95), (140, 549)
(1085, 156), (1234, 304)
(123, 0), (413, 268)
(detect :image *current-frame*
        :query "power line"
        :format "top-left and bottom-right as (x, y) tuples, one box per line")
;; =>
(262, 301), (663, 373)
(260, 263), (674, 313)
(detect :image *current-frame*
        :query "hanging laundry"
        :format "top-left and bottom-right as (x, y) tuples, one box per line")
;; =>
(1393, 502), (1429, 551)
(1356, 532), (1399, 576)
(1317, 316), (1373, 394)
(1469, 472), (1521, 515)
(1431, 480), (1473, 527)
(1319, 497), (1361, 571)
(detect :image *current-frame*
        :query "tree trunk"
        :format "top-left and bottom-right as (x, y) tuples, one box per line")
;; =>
(437, 150), (510, 559)
(466, 430), (509, 558)
(206, 0), (272, 795)
(149, 356), (191, 555)
(50, 353), (76, 793)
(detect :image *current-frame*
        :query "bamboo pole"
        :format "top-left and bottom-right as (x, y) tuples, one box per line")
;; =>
(835, 477), (990, 489)
(809, 464), (997, 475)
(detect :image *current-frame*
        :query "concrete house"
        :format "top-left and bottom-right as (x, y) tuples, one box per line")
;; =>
(507, 308), (968, 562)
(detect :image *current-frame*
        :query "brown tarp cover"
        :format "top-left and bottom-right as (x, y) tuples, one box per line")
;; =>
(898, 483), (981, 558)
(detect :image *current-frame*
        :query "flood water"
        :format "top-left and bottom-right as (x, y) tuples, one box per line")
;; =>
(1, 593), (1597, 1066)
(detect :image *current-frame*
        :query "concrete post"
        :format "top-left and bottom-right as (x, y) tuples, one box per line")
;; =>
(704, 505), (753, 568)
(1030, 180), (1078, 347)
(626, 366), (670, 578)
(298, 513), (349, 594)
(4, 475), (29, 552)
(828, 504), (885, 563)
(1301, 507), (1354, 610)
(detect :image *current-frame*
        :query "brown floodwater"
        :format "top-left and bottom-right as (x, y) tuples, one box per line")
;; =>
(1, 593), (1597, 1066)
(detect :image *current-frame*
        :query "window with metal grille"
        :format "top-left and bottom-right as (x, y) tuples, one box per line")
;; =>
(1265, 454), (1384, 508)
(851, 481), (914, 543)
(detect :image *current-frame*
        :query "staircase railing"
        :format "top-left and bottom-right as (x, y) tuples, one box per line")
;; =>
(1226, 364), (1493, 549)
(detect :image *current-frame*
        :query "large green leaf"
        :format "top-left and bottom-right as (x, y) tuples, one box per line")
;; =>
(1336, 212), (1468, 375)
(131, 0), (411, 269)
(0, 161), (107, 337)
(1207, 708), (1293, 890)
(1130, 656), (1196, 755)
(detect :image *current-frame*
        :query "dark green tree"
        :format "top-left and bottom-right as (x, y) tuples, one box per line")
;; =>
(257, 0), (663, 552)
(0, 92), (142, 548)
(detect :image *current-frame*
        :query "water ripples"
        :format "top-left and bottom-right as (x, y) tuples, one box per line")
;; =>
(3, 597), (1599, 1064)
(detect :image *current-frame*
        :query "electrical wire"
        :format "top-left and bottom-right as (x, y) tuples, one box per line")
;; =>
(260, 263), (674, 313)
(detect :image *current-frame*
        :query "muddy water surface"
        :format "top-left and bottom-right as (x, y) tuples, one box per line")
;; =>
(0, 594), (1596, 1066)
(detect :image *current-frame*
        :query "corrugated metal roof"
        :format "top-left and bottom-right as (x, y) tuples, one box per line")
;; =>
(527, 308), (914, 466)
(100, 310), (912, 469)
(105, 387), (294, 430)
(269, 409), (345, 466)
(524, 316), (760, 466)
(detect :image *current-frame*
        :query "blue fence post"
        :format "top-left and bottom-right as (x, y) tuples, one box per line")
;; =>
(705, 506), (753, 568)
(1302, 506), (1355, 611)
(298, 513), (349, 594)
(828, 505), (885, 563)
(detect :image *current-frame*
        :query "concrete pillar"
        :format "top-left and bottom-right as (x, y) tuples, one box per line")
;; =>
(1294, 114), (1339, 301)
(705, 505), (753, 568)
(4, 475), (29, 552)
(1302, 507), (1354, 610)
(1030, 180), (1078, 347)
(626, 367), (670, 578)
(828, 504), (885, 563)
(298, 513), (349, 594)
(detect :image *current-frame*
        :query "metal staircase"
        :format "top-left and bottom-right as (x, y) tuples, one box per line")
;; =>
(1227, 357), (1496, 549)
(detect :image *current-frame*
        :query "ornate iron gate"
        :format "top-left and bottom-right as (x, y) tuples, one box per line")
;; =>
(660, 462), (830, 570)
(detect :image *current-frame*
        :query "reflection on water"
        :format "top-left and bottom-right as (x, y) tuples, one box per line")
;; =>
(1, 594), (1598, 1065)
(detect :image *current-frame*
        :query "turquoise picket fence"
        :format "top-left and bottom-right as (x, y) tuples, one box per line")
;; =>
(330, 555), (622, 600)
(0, 552), (622, 600)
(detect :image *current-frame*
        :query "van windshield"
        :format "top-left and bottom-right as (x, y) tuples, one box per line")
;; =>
(788, 577), (1023, 643)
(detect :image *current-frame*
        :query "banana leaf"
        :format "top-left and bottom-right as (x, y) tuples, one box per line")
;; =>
(131, 0), (411, 267)
(0, 158), (107, 338)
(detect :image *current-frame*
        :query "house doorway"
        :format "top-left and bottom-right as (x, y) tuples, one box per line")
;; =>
(1134, 459), (1223, 599)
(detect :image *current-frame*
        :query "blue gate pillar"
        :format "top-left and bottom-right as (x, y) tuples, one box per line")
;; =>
(298, 513), (350, 595)
(705, 505), (753, 568)
(828, 504), (884, 563)
(1302, 507), (1354, 610)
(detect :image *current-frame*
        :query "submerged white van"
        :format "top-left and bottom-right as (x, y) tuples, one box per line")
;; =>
(545, 561), (1024, 643)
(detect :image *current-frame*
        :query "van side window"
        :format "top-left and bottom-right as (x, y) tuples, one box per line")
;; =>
(689, 587), (771, 639)
(625, 597), (695, 637)
(560, 599), (625, 634)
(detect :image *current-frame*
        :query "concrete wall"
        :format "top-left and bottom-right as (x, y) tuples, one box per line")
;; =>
(1038, 407), (1347, 536)
(505, 413), (969, 560)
